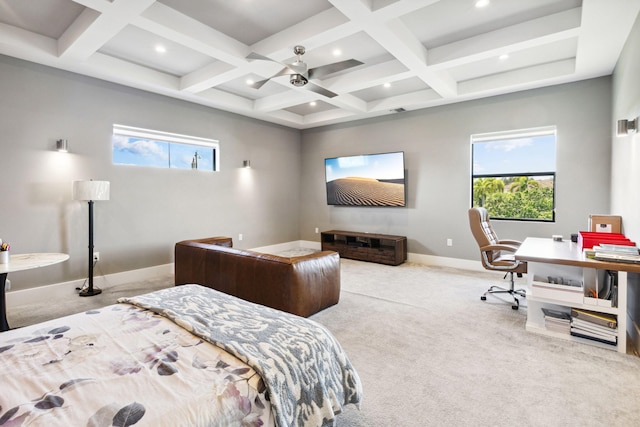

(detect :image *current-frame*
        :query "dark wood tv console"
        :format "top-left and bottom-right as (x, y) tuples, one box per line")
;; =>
(321, 230), (407, 266)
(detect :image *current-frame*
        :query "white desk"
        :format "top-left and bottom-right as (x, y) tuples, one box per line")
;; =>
(516, 237), (640, 353)
(0, 253), (69, 332)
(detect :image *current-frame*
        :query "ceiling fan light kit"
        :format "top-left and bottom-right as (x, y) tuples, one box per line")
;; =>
(246, 45), (362, 98)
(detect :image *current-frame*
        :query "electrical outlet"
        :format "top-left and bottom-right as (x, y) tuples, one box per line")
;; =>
(239, 234), (243, 241)
(93, 252), (100, 262)
(315, 227), (319, 234)
(446, 239), (453, 247)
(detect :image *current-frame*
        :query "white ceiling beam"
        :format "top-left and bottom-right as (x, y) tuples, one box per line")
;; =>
(368, 89), (442, 112)
(322, 93), (368, 113)
(75, 51), (181, 91)
(136, 2), (250, 66)
(323, 60), (413, 93)
(250, 8), (356, 61)
(576, 0), (640, 75)
(0, 23), (58, 61)
(303, 108), (360, 125)
(58, 0), (156, 60)
(428, 8), (582, 69)
(371, 0), (441, 19)
(180, 62), (241, 93)
(187, 87), (256, 112)
(329, 0), (457, 98)
(458, 59), (576, 96)
(260, 109), (305, 127)
(254, 91), (316, 112)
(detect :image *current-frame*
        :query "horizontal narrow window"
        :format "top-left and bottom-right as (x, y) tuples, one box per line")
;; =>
(112, 124), (219, 171)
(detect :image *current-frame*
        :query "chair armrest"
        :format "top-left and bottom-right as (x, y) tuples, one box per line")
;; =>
(480, 243), (519, 254)
(498, 239), (522, 247)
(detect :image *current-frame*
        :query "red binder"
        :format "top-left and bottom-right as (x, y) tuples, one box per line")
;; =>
(578, 232), (635, 250)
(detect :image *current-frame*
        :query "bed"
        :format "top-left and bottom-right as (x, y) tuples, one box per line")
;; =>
(0, 284), (362, 426)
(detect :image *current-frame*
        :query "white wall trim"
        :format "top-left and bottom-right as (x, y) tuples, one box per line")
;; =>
(6, 264), (173, 307)
(407, 253), (485, 272)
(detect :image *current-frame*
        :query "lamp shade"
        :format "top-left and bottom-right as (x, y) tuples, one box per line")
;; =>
(73, 180), (110, 201)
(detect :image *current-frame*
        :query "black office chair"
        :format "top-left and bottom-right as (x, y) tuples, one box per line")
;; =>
(468, 207), (527, 309)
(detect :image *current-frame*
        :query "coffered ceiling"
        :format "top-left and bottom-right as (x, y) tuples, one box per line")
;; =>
(1, 0), (638, 129)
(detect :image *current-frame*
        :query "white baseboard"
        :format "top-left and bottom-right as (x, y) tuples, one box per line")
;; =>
(6, 263), (174, 307)
(407, 253), (485, 271)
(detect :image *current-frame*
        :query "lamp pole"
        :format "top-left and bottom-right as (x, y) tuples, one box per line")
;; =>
(80, 199), (101, 296)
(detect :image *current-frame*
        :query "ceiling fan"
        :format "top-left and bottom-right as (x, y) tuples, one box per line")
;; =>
(246, 45), (363, 98)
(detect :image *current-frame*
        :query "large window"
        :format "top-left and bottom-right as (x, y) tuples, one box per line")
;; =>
(471, 126), (556, 221)
(112, 124), (219, 171)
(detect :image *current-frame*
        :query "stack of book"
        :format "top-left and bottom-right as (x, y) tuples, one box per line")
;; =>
(542, 308), (571, 334)
(570, 308), (617, 346)
(592, 243), (640, 264)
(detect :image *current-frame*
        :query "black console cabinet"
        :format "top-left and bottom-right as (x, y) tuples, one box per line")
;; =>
(321, 230), (407, 266)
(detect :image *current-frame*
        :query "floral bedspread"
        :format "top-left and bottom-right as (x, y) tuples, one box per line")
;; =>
(0, 302), (274, 426)
(120, 284), (363, 427)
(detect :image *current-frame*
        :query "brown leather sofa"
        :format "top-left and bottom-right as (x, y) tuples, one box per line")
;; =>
(174, 237), (341, 317)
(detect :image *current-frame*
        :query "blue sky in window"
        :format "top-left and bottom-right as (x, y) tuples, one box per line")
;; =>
(473, 134), (556, 175)
(113, 135), (169, 167)
(113, 135), (214, 170)
(326, 152), (404, 182)
(170, 143), (213, 170)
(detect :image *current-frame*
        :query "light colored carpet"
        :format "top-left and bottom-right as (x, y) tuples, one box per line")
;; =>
(313, 260), (640, 426)
(7, 260), (640, 426)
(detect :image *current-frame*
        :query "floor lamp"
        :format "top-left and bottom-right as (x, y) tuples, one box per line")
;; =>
(73, 180), (110, 297)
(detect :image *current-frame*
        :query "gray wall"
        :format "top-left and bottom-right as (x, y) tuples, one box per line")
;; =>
(0, 55), (302, 291)
(300, 77), (613, 262)
(612, 12), (640, 240)
(611, 12), (640, 327)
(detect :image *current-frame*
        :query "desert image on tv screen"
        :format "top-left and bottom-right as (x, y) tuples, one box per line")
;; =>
(325, 152), (405, 207)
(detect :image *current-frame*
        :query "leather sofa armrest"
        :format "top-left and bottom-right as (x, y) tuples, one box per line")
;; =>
(180, 236), (233, 248)
(288, 251), (341, 317)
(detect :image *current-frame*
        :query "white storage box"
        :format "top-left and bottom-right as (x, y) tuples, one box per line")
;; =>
(531, 281), (584, 304)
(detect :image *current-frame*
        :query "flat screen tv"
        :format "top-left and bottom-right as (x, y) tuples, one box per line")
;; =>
(325, 151), (406, 207)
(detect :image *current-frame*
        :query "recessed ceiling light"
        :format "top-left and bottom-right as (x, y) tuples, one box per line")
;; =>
(384, 82), (391, 88)
(332, 49), (342, 57)
(310, 101), (317, 106)
(155, 45), (166, 54)
(499, 54), (509, 60)
(475, 0), (490, 8)
(246, 79), (254, 86)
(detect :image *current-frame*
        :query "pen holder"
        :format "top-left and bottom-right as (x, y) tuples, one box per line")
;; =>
(0, 251), (8, 264)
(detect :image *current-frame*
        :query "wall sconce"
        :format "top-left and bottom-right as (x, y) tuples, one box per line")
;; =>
(243, 160), (251, 168)
(56, 139), (69, 152)
(617, 117), (638, 136)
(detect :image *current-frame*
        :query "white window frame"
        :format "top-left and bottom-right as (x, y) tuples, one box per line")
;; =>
(112, 124), (220, 171)
(471, 126), (557, 222)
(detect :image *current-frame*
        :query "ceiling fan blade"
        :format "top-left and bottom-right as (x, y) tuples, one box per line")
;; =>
(250, 78), (271, 89)
(305, 82), (338, 98)
(308, 59), (364, 79)
(250, 66), (299, 90)
(272, 66), (299, 78)
(246, 52), (277, 62)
